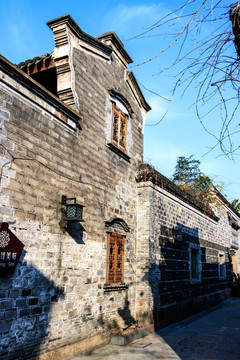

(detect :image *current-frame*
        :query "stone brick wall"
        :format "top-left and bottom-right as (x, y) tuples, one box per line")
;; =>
(137, 181), (233, 330)
(0, 17), (148, 359)
(0, 14), (238, 359)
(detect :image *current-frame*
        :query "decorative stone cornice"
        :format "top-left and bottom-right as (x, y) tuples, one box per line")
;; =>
(126, 72), (151, 112)
(108, 89), (134, 115)
(97, 32), (133, 67)
(105, 218), (130, 232)
(47, 14), (112, 56)
(47, 15), (114, 110)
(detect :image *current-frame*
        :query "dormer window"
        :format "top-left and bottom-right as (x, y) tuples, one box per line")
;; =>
(107, 92), (132, 162)
(112, 103), (128, 152)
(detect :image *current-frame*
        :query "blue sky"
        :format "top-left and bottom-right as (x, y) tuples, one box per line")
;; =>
(0, 0), (239, 201)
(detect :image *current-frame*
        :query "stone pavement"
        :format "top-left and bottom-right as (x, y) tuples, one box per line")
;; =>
(72, 297), (240, 360)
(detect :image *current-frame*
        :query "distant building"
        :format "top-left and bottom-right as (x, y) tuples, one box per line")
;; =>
(0, 15), (239, 360)
(136, 164), (239, 329)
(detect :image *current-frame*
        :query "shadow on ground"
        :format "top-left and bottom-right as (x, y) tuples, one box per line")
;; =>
(0, 260), (65, 360)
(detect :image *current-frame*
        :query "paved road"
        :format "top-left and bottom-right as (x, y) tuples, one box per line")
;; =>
(73, 297), (240, 360)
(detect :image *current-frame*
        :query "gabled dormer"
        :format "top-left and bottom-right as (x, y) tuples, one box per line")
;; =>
(46, 14), (113, 110)
(17, 14), (150, 131)
(97, 32), (133, 68)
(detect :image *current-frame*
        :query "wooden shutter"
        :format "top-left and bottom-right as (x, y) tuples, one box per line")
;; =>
(112, 104), (119, 147)
(111, 103), (127, 151)
(107, 233), (124, 283)
(119, 112), (127, 151)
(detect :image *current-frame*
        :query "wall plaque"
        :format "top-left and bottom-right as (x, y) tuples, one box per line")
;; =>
(0, 222), (24, 276)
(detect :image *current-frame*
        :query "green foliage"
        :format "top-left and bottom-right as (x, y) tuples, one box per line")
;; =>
(172, 155), (219, 211)
(231, 199), (240, 213)
(172, 155), (201, 185)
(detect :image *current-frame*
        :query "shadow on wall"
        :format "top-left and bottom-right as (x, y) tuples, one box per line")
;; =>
(118, 294), (136, 330)
(96, 291), (136, 334)
(149, 223), (232, 331)
(114, 223), (231, 337)
(65, 222), (86, 245)
(0, 254), (65, 360)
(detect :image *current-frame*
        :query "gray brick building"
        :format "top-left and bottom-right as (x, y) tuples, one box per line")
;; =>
(0, 15), (239, 360)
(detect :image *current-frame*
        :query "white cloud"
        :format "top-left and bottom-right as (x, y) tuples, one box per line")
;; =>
(145, 95), (191, 126)
(104, 3), (167, 35)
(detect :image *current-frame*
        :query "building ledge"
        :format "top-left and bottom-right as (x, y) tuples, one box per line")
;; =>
(107, 143), (130, 162)
(103, 283), (128, 292)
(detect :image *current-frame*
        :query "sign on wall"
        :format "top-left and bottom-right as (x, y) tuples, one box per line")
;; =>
(0, 223), (24, 276)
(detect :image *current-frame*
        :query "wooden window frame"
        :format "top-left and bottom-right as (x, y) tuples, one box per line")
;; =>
(106, 232), (125, 284)
(111, 102), (128, 152)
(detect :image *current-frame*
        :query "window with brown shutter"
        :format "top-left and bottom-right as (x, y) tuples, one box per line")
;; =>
(106, 232), (125, 284)
(112, 103), (127, 152)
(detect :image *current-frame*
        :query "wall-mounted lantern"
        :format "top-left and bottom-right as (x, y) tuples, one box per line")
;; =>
(229, 249), (236, 257)
(61, 195), (85, 222)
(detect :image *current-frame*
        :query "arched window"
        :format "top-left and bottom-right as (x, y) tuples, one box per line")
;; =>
(105, 217), (130, 286)
(111, 102), (128, 152)
(107, 91), (133, 161)
(106, 232), (125, 284)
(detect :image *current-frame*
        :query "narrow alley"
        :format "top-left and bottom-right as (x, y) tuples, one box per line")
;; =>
(73, 297), (240, 360)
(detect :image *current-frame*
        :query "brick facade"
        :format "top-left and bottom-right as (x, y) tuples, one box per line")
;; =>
(0, 15), (150, 359)
(136, 165), (239, 329)
(0, 14), (239, 360)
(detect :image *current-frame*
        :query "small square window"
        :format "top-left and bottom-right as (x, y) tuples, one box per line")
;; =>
(189, 244), (201, 283)
(218, 252), (226, 279)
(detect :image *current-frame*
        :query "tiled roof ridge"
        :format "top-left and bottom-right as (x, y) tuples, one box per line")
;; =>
(17, 53), (53, 69)
(137, 163), (219, 221)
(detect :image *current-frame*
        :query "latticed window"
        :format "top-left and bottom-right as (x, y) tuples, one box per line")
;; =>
(106, 232), (125, 283)
(112, 103), (127, 152)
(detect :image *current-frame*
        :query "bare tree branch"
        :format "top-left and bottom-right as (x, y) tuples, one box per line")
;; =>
(129, 1), (240, 156)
